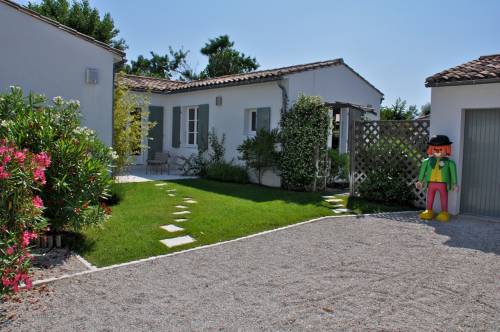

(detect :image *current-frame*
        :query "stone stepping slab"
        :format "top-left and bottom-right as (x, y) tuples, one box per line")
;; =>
(175, 205), (188, 209)
(325, 198), (343, 203)
(184, 200), (197, 204)
(166, 189), (177, 192)
(174, 218), (188, 222)
(332, 208), (351, 214)
(322, 195), (336, 199)
(168, 194), (176, 197)
(332, 204), (345, 208)
(160, 224), (184, 232)
(160, 235), (196, 248)
(173, 210), (191, 215)
(155, 183), (168, 187)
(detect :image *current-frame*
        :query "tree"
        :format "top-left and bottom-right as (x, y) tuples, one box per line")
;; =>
(124, 48), (192, 80)
(380, 98), (418, 120)
(420, 102), (431, 116)
(238, 129), (279, 185)
(28, 0), (127, 50)
(198, 35), (259, 79)
(113, 73), (154, 176)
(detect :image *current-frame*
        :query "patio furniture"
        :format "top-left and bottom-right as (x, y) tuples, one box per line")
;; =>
(146, 152), (169, 174)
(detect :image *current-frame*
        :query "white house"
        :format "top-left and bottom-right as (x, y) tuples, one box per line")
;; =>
(0, 0), (125, 146)
(426, 54), (500, 218)
(122, 59), (383, 186)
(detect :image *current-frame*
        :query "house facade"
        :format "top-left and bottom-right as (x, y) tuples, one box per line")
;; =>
(426, 54), (500, 218)
(122, 59), (383, 186)
(0, 0), (125, 146)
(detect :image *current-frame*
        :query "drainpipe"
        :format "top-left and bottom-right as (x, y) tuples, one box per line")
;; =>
(277, 79), (288, 115)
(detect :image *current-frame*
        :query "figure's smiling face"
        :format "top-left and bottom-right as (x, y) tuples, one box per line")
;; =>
(427, 145), (452, 158)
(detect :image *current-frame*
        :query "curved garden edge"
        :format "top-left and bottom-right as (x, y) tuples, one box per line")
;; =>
(29, 211), (417, 288)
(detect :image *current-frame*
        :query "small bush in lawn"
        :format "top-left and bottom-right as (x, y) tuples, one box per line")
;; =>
(238, 129), (279, 185)
(0, 140), (48, 296)
(0, 87), (114, 232)
(358, 142), (414, 204)
(206, 162), (249, 183)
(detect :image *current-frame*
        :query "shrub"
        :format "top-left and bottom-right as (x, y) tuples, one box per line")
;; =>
(0, 87), (114, 232)
(181, 129), (225, 176)
(206, 162), (249, 183)
(237, 129), (279, 185)
(328, 149), (349, 184)
(113, 72), (153, 176)
(279, 94), (330, 191)
(357, 142), (414, 204)
(0, 141), (48, 295)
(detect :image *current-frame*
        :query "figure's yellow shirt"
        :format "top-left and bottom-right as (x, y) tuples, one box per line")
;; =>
(429, 158), (443, 182)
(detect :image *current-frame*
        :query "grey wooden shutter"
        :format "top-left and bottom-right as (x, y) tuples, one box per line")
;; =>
(198, 104), (209, 151)
(172, 106), (181, 148)
(257, 107), (271, 132)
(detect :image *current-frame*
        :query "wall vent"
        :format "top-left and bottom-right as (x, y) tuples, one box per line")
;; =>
(215, 96), (223, 106)
(85, 68), (99, 84)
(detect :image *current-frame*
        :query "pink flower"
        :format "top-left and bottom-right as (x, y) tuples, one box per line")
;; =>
(35, 152), (51, 169)
(14, 150), (26, 163)
(33, 167), (46, 184)
(2, 155), (11, 164)
(0, 166), (9, 179)
(24, 277), (32, 290)
(32, 195), (44, 209)
(2, 278), (11, 287)
(6, 246), (14, 255)
(22, 231), (37, 246)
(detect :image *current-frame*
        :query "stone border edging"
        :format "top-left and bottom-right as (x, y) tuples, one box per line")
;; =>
(32, 211), (418, 287)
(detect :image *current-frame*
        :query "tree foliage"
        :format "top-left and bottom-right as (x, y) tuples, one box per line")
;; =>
(238, 129), (279, 185)
(380, 98), (418, 120)
(113, 73), (153, 176)
(420, 102), (431, 116)
(198, 35), (259, 79)
(279, 95), (330, 191)
(28, 0), (127, 50)
(124, 48), (192, 80)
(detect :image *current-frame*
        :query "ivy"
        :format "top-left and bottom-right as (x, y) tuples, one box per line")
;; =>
(279, 94), (330, 191)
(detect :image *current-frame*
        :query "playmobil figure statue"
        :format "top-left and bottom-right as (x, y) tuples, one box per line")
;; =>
(415, 135), (458, 222)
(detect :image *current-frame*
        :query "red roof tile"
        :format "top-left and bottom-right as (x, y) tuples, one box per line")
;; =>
(426, 54), (500, 87)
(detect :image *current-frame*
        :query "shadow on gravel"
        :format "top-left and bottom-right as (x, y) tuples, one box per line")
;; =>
(365, 212), (500, 255)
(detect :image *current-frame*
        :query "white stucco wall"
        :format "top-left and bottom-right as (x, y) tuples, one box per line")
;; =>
(430, 82), (500, 214)
(0, 2), (118, 145)
(285, 64), (383, 118)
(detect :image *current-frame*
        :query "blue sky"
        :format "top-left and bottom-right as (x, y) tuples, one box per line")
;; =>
(19, 0), (500, 108)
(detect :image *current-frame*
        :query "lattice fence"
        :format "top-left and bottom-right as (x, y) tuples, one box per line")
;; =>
(350, 120), (430, 207)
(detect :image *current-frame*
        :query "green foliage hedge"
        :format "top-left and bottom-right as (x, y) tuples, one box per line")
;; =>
(206, 162), (249, 184)
(280, 95), (330, 190)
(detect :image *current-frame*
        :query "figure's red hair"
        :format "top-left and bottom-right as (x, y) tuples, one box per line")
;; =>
(427, 145), (452, 156)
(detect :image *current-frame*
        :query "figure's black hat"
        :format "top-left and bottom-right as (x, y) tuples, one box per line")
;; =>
(428, 135), (453, 146)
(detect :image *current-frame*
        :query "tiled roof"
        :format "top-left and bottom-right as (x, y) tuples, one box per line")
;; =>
(426, 54), (500, 87)
(1, 0), (125, 58)
(121, 58), (383, 96)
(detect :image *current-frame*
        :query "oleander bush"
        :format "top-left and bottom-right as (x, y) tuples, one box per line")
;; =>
(0, 87), (114, 232)
(0, 141), (48, 296)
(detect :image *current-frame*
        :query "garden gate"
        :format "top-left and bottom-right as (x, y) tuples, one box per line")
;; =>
(349, 120), (430, 207)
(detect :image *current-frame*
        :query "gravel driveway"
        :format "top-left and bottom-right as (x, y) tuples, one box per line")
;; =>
(1, 213), (499, 331)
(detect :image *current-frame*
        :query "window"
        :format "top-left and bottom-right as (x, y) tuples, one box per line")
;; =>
(245, 108), (257, 135)
(251, 110), (257, 133)
(186, 106), (199, 146)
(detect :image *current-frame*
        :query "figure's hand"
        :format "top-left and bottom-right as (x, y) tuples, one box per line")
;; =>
(415, 181), (423, 190)
(452, 185), (459, 192)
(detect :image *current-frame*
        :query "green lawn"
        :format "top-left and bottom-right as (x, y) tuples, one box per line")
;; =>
(77, 179), (412, 267)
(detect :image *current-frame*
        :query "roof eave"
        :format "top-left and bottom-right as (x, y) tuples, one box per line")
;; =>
(425, 77), (500, 88)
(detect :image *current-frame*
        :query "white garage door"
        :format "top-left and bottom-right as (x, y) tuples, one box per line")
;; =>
(461, 109), (500, 218)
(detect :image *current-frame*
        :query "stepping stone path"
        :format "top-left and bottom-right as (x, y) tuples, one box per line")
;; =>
(325, 198), (343, 203)
(332, 204), (344, 208)
(160, 193), (200, 249)
(160, 224), (184, 232)
(173, 210), (191, 215)
(160, 236), (196, 248)
(332, 208), (351, 213)
(155, 183), (167, 187)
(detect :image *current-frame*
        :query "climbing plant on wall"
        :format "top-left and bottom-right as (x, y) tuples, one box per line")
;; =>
(279, 94), (330, 191)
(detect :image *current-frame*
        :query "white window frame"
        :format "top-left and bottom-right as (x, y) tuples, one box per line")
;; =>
(246, 108), (257, 136)
(185, 106), (199, 147)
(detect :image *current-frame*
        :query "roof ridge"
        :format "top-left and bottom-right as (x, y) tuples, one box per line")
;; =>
(122, 73), (187, 84)
(0, 0), (125, 58)
(479, 53), (500, 60)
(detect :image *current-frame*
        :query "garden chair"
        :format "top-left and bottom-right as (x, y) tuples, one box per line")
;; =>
(146, 152), (169, 174)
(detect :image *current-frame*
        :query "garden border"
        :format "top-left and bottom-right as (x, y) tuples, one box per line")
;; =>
(31, 211), (417, 287)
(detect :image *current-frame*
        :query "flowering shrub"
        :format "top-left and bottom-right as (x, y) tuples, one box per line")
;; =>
(0, 140), (48, 295)
(279, 95), (330, 191)
(0, 87), (114, 231)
